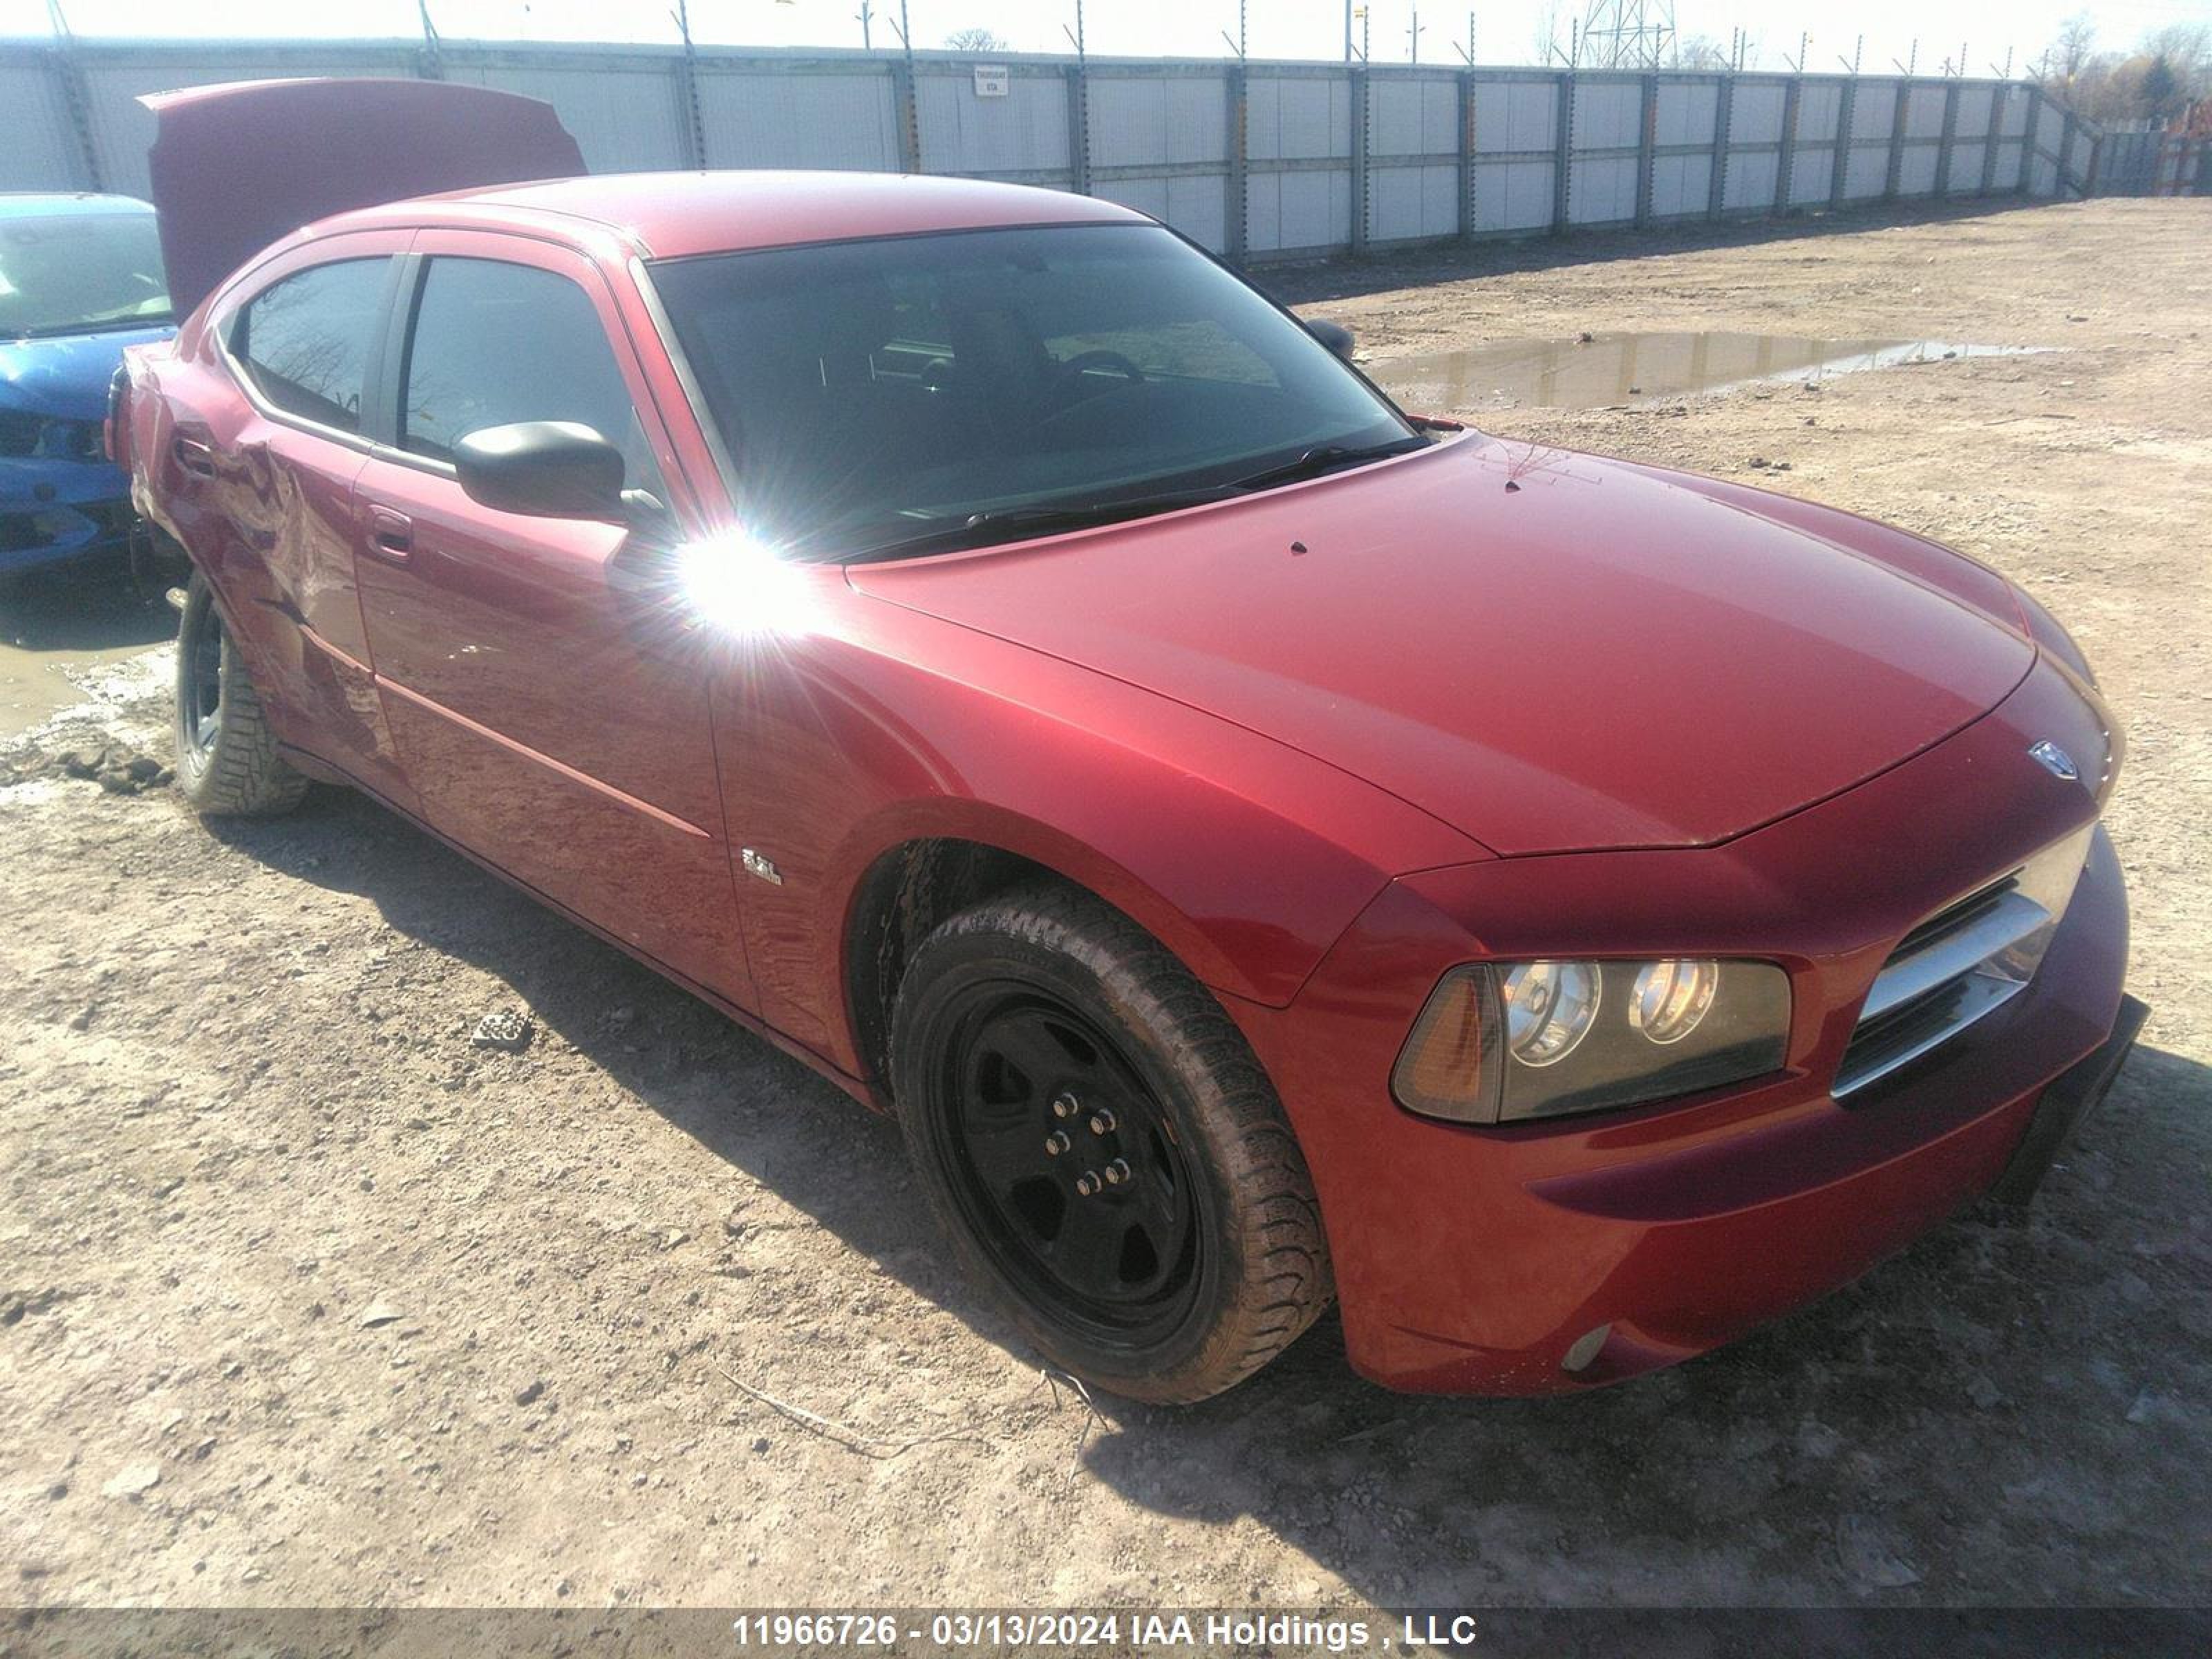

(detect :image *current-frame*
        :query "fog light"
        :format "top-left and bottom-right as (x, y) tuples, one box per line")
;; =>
(1562, 1322), (1613, 1374)
(1629, 958), (1720, 1044)
(1500, 960), (1600, 1067)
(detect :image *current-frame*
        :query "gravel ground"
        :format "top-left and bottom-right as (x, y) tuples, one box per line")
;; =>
(2, 198), (2207, 1613)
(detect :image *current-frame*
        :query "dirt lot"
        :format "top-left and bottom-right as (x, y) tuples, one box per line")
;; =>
(3, 199), (2208, 1613)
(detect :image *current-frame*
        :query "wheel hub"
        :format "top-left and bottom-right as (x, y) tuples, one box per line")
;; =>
(942, 993), (1197, 1334)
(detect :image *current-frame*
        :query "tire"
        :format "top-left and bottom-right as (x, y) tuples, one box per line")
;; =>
(890, 881), (1331, 1403)
(174, 570), (308, 817)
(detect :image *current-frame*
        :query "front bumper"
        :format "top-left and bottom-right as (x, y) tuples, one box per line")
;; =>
(1, 459), (136, 576)
(1229, 656), (2137, 1395)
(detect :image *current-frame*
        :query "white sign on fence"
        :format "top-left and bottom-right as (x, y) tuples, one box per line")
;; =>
(973, 65), (1009, 98)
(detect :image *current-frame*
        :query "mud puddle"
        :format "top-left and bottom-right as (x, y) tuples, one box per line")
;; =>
(0, 570), (173, 737)
(1371, 331), (2051, 411)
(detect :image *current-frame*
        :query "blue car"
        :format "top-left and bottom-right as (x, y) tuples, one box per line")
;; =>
(1, 194), (174, 590)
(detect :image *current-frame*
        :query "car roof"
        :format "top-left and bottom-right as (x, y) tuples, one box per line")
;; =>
(326, 170), (1150, 261)
(0, 193), (157, 221)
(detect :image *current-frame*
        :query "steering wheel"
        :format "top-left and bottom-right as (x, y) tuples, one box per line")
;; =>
(1056, 350), (1147, 390)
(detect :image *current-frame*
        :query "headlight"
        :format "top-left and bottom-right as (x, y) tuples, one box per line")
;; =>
(1392, 959), (1792, 1125)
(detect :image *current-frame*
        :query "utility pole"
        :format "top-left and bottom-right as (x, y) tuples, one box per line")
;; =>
(1409, 7), (1423, 63)
(854, 1), (872, 49)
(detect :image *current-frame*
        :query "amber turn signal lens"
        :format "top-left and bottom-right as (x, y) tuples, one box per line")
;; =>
(1390, 966), (1501, 1121)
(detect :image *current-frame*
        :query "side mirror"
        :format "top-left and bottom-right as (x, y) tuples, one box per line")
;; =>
(452, 421), (626, 521)
(1306, 318), (1356, 360)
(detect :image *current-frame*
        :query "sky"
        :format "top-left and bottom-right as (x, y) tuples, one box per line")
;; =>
(4, 0), (2209, 72)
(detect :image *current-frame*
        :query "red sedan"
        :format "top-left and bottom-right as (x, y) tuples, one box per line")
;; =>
(118, 79), (2142, 1401)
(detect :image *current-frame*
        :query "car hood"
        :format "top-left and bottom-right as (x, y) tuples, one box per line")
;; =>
(0, 326), (174, 420)
(142, 79), (585, 316)
(848, 435), (2037, 856)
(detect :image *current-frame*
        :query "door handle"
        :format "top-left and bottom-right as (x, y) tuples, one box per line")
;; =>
(170, 434), (216, 478)
(365, 505), (414, 562)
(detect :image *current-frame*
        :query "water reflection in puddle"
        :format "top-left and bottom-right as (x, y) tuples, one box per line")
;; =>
(1370, 332), (2050, 411)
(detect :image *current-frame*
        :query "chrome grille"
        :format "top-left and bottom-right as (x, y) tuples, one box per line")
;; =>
(1834, 826), (2095, 1100)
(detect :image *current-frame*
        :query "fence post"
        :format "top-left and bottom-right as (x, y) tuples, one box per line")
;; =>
(1065, 62), (1091, 196)
(1226, 63), (1249, 264)
(891, 55), (922, 174)
(1551, 70), (1574, 233)
(675, 44), (707, 167)
(1459, 68), (1478, 242)
(2083, 130), (2103, 196)
(1709, 72), (1735, 218)
(1979, 84), (2005, 194)
(1635, 73), (1657, 227)
(1351, 66), (1371, 254)
(1884, 77), (1911, 200)
(1935, 79), (1962, 195)
(1830, 75), (1855, 207)
(1774, 75), (1802, 213)
(46, 40), (104, 194)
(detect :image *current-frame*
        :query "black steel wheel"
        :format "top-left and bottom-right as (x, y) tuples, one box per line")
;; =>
(173, 570), (308, 817)
(891, 881), (1331, 1403)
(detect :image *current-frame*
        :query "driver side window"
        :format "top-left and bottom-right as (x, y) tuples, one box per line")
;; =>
(397, 256), (666, 496)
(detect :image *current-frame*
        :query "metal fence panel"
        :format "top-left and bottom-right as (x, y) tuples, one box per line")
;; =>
(1369, 162), (1459, 241)
(1725, 149), (1781, 209)
(1087, 71), (1228, 168)
(1729, 82), (1788, 144)
(1244, 72), (1349, 162)
(1244, 166), (1350, 254)
(1473, 77), (1559, 153)
(0, 39), (2106, 267)
(1369, 74), (1457, 159)
(458, 59), (688, 174)
(1094, 174), (1229, 250)
(1649, 151), (1712, 216)
(695, 66), (900, 172)
(0, 59), (88, 191)
(1796, 80), (1844, 143)
(915, 64), (1069, 178)
(1571, 77), (1641, 151)
(1571, 156), (1638, 223)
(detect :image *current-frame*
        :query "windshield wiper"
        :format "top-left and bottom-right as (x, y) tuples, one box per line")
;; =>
(833, 436), (1431, 565)
(1229, 435), (1430, 492)
(840, 485), (1241, 565)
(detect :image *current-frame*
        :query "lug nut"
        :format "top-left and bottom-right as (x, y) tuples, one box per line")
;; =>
(1103, 1159), (1132, 1186)
(1075, 1170), (1102, 1197)
(1043, 1131), (1070, 1156)
(1051, 1091), (1079, 1120)
(1088, 1108), (1117, 1135)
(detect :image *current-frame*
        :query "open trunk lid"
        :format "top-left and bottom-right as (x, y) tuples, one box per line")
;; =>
(142, 77), (586, 316)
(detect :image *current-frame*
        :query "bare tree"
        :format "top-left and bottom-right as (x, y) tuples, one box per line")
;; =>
(1533, 2), (1563, 64)
(2144, 22), (2211, 98)
(1674, 32), (1730, 71)
(2050, 12), (2097, 85)
(943, 27), (1008, 52)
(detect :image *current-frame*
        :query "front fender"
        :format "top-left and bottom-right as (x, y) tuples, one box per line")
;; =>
(709, 590), (1483, 1071)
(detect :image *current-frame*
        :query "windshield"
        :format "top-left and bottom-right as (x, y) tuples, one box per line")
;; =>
(649, 223), (1415, 560)
(0, 212), (172, 339)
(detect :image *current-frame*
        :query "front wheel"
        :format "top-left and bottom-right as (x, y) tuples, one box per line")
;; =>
(174, 571), (308, 817)
(890, 883), (1331, 1403)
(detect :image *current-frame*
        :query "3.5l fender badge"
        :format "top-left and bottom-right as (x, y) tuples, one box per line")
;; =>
(2029, 740), (2080, 782)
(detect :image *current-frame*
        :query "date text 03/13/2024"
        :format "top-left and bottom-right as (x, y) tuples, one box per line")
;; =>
(727, 1613), (1483, 1651)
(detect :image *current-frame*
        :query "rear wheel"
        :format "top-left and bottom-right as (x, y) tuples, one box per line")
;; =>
(890, 882), (1331, 1403)
(174, 571), (308, 816)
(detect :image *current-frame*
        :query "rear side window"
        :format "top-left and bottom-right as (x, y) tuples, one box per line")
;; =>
(229, 258), (390, 433)
(397, 257), (663, 493)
